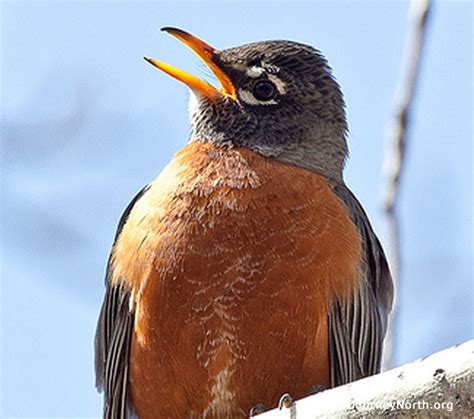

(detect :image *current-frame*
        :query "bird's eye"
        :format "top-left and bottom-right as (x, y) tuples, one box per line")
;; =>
(252, 80), (277, 101)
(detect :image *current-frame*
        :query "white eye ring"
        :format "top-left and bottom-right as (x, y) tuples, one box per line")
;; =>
(253, 80), (277, 101)
(266, 74), (287, 94)
(246, 63), (280, 77)
(246, 66), (265, 78)
(238, 74), (287, 106)
(239, 89), (278, 106)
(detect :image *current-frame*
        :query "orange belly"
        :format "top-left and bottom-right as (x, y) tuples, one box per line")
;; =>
(110, 141), (362, 418)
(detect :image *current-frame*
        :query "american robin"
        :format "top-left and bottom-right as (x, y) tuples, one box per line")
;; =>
(95, 27), (393, 418)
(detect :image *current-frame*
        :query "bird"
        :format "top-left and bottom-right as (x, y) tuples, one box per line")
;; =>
(95, 27), (393, 419)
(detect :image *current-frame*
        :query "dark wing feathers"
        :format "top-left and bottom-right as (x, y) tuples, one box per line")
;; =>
(330, 184), (393, 387)
(95, 185), (149, 419)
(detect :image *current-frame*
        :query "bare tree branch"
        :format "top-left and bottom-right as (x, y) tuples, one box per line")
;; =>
(381, 0), (432, 371)
(256, 340), (474, 418)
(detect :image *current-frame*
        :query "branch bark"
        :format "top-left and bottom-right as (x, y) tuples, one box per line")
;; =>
(381, 0), (432, 371)
(256, 340), (474, 418)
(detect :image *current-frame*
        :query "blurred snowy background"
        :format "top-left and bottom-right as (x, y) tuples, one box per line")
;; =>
(1, 1), (472, 417)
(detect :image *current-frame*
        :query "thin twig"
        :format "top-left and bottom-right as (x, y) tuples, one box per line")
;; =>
(381, 0), (432, 371)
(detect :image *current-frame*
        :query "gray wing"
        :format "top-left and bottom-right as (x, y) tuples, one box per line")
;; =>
(329, 184), (393, 386)
(95, 185), (149, 419)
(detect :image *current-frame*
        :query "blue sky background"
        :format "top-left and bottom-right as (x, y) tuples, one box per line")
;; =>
(1, 1), (472, 417)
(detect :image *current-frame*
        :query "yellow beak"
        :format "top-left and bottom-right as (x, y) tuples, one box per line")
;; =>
(145, 27), (236, 100)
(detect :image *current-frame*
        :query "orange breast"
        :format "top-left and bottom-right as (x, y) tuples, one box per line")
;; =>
(111, 141), (362, 418)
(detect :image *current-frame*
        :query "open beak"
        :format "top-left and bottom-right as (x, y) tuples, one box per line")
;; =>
(144, 27), (236, 100)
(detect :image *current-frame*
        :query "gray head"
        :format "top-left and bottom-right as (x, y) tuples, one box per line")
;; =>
(145, 28), (348, 182)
